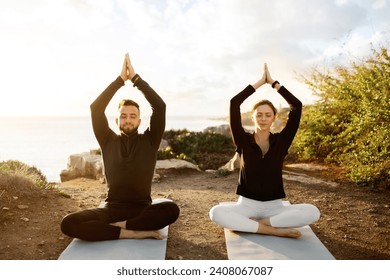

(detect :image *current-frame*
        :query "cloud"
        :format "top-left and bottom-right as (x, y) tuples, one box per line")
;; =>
(0, 0), (389, 117)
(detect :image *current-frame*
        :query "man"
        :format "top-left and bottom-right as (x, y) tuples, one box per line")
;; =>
(61, 53), (180, 241)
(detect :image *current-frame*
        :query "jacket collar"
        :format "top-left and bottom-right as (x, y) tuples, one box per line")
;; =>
(250, 132), (277, 143)
(120, 129), (138, 139)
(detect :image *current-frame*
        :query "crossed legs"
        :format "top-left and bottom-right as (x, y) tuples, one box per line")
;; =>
(111, 201), (180, 239)
(61, 201), (180, 241)
(209, 196), (320, 238)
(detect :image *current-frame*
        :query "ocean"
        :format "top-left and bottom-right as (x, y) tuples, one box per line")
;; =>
(0, 115), (227, 182)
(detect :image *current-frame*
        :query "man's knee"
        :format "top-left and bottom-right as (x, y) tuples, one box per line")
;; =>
(60, 213), (75, 237)
(166, 202), (180, 223)
(60, 215), (71, 235)
(154, 201), (180, 224)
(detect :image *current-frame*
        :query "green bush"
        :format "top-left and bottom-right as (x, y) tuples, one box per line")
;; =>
(0, 160), (48, 189)
(292, 47), (390, 188)
(157, 146), (177, 160)
(160, 129), (236, 170)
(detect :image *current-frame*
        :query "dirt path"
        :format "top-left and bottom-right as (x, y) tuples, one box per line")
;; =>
(1, 164), (389, 260)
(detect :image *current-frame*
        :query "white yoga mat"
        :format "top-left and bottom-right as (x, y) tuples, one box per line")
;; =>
(58, 199), (171, 260)
(223, 201), (335, 260)
(58, 227), (168, 260)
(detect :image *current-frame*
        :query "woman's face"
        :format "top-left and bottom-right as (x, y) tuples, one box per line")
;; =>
(253, 104), (276, 131)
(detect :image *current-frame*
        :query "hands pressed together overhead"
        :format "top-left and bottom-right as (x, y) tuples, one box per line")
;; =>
(120, 53), (136, 82)
(120, 52), (280, 91)
(252, 63), (280, 91)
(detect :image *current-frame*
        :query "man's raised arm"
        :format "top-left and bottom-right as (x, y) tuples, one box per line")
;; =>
(127, 55), (166, 148)
(90, 55), (129, 147)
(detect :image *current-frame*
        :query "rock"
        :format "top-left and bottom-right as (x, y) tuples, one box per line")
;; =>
(285, 163), (328, 171)
(17, 205), (29, 210)
(283, 170), (338, 187)
(60, 151), (200, 182)
(219, 152), (240, 171)
(156, 159), (200, 171)
(159, 139), (169, 150)
(20, 217), (29, 222)
(153, 172), (161, 182)
(60, 152), (103, 182)
(220, 153), (331, 175)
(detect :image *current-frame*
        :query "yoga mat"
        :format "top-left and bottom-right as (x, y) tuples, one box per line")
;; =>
(58, 199), (171, 260)
(58, 228), (168, 260)
(223, 201), (335, 260)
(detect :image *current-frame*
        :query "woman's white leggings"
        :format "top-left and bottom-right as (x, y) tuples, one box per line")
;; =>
(209, 196), (320, 233)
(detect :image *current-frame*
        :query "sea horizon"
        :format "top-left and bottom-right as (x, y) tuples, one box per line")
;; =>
(0, 115), (228, 182)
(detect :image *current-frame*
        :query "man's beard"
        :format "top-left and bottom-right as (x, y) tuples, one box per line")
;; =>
(120, 124), (138, 135)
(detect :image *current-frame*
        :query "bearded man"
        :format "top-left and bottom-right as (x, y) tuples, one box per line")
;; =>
(61, 53), (179, 241)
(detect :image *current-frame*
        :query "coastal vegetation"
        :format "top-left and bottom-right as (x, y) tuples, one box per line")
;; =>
(159, 129), (236, 170)
(0, 160), (48, 190)
(291, 47), (389, 189)
(0, 160), (49, 222)
(158, 47), (389, 189)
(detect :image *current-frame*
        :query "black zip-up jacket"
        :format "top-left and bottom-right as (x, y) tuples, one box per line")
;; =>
(90, 76), (166, 205)
(230, 85), (302, 201)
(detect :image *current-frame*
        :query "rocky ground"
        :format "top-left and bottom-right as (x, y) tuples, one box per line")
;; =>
(0, 163), (389, 260)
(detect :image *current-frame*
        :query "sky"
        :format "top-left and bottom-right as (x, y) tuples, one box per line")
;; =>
(0, 0), (389, 118)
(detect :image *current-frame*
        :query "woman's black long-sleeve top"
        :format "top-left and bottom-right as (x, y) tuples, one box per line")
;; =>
(90, 76), (166, 206)
(230, 85), (302, 201)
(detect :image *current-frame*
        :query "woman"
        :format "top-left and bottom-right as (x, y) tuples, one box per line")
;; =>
(209, 64), (320, 238)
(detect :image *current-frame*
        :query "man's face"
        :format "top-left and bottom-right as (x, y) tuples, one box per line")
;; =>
(116, 105), (141, 135)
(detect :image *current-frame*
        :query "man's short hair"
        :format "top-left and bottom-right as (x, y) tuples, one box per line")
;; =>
(118, 99), (140, 110)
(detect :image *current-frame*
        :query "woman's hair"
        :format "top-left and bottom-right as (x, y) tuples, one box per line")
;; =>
(251, 100), (277, 116)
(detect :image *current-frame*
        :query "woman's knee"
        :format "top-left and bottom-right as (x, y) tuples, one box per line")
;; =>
(209, 205), (228, 225)
(303, 204), (321, 223)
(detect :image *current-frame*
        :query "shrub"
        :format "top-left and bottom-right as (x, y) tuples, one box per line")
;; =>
(292, 47), (390, 188)
(0, 160), (48, 189)
(161, 129), (236, 170)
(157, 146), (176, 160)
